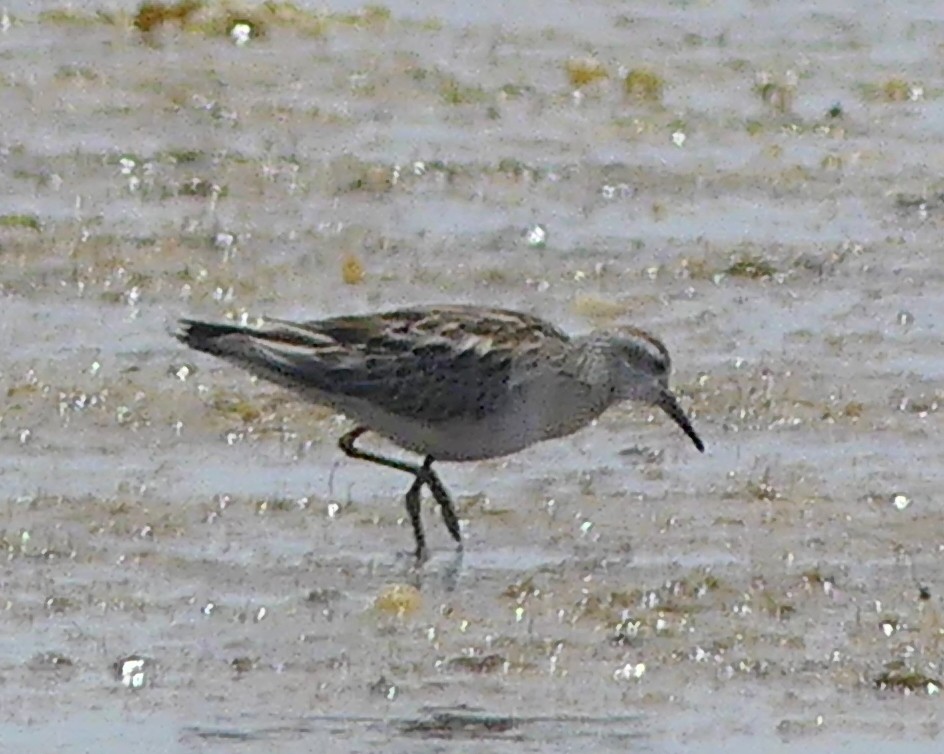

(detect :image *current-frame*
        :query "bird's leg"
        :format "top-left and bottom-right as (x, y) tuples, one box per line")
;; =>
(404, 476), (426, 561)
(338, 426), (429, 558)
(419, 456), (462, 547)
(337, 428), (463, 555)
(338, 427), (425, 476)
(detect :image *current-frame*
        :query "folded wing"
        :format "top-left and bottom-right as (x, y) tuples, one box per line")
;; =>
(178, 306), (570, 425)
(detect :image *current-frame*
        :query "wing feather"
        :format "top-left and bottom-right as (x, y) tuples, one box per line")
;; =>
(179, 306), (570, 423)
(253, 305), (569, 423)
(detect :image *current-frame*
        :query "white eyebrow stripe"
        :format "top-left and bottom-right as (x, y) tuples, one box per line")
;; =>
(621, 328), (670, 370)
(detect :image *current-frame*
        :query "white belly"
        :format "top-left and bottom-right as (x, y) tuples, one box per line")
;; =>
(323, 381), (612, 462)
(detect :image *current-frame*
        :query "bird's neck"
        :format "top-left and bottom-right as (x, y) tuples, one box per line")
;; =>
(567, 336), (621, 405)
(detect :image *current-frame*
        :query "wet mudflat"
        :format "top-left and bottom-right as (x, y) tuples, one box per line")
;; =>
(1, 1), (943, 751)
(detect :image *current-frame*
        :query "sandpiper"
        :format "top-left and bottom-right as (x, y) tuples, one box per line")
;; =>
(176, 305), (704, 559)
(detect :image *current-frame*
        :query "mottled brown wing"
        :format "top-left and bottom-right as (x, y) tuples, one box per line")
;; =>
(304, 305), (568, 347)
(287, 305), (570, 423)
(323, 340), (514, 422)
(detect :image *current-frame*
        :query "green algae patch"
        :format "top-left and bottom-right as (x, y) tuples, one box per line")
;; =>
(623, 68), (664, 102)
(0, 214), (41, 232)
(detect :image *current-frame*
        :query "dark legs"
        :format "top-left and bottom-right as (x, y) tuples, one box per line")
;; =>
(338, 426), (462, 560)
(404, 476), (425, 557)
(419, 456), (461, 544)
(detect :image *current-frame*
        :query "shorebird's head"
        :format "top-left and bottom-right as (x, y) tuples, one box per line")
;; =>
(595, 327), (705, 453)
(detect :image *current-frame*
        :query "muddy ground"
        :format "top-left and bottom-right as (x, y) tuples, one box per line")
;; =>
(1, 1), (943, 751)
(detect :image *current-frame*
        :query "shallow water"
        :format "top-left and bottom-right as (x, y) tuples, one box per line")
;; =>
(1, 0), (943, 751)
